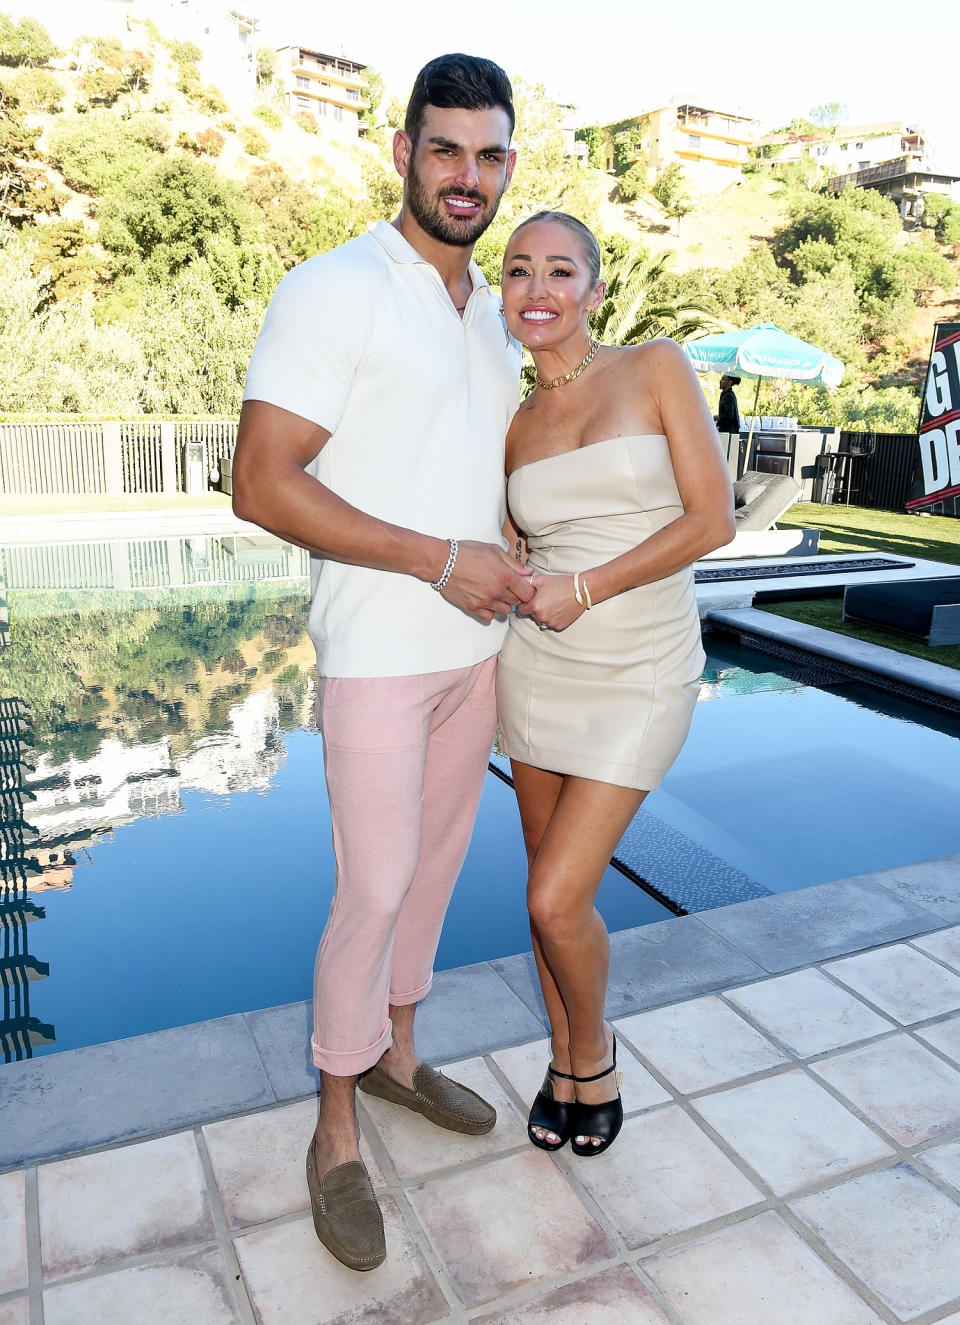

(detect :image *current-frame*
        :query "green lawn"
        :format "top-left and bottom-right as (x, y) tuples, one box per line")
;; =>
(764, 503), (960, 671)
(779, 503), (960, 567)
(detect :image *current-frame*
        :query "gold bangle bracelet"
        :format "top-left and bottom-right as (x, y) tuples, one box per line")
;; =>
(573, 571), (584, 607)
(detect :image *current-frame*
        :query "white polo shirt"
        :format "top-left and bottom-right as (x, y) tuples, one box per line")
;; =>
(244, 220), (522, 678)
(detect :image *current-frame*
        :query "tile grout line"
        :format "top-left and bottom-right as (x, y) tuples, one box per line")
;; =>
(191, 1126), (258, 1325)
(23, 1166), (42, 1325)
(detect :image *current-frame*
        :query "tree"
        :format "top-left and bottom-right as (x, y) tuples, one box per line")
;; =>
(133, 264), (264, 414)
(0, 95), (62, 223)
(592, 247), (717, 346)
(0, 224), (144, 411)
(255, 45), (276, 87)
(30, 218), (108, 303)
(922, 192), (960, 244)
(808, 102), (847, 128)
(575, 124), (603, 169)
(359, 67), (384, 132)
(0, 14), (58, 67)
(653, 163), (693, 235)
(617, 161), (647, 203)
(96, 156), (282, 306)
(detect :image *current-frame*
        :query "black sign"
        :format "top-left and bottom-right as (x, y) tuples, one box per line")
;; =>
(905, 321), (960, 514)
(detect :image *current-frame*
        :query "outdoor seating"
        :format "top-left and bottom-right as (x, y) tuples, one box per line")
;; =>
(842, 577), (960, 646)
(700, 469), (817, 559)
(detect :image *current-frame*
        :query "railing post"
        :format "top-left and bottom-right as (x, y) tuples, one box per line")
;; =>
(102, 422), (123, 496)
(159, 422), (177, 494)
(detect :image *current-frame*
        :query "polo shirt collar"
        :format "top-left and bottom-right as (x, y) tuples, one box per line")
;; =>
(369, 219), (492, 294)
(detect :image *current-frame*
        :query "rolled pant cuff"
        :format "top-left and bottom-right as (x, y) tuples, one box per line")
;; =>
(389, 974), (432, 1007)
(311, 1022), (393, 1077)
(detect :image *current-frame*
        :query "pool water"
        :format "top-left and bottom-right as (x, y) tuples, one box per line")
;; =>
(2, 536), (959, 1060)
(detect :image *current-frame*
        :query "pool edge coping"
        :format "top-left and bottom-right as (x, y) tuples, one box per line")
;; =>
(2, 853), (958, 1174)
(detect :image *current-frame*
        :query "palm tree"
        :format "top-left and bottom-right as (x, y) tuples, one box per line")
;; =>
(591, 248), (717, 346)
(521, 247), (720, 394)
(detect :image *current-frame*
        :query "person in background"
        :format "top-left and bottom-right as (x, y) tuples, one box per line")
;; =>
(232, 53), (532, 1272)
(716, 373), (742, 433)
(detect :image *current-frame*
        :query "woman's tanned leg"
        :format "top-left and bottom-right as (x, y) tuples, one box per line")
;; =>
(523, 773), (647, 1145)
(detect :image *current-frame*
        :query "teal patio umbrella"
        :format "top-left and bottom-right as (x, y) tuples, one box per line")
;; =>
(684, 322), (844, 446)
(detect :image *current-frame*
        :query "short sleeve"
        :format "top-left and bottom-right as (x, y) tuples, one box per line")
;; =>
(243, 251), (367, 434)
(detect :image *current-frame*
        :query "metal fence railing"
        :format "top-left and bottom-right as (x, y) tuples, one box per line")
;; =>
(0, 420), (239, 497)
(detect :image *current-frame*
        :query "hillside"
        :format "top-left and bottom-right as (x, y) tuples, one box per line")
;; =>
(2, 13), (958, 429)
(16, 26), (371, 225)
(594, 171), (959, 379)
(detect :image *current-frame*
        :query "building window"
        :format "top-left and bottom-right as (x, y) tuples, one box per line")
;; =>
(840, 142), (848, 151)
(296, 76), (309, 89)
(687, 134), (701, 150)
(333, 105), (343, 121)
(859, 160), (869, 170)
(855, 141), (864, 149)
(347, 88), (359, 101)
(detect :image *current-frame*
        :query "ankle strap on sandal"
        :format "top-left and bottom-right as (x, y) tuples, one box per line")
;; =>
(548, 1065), (575, 1081)
(572, 1062), (616, 1084)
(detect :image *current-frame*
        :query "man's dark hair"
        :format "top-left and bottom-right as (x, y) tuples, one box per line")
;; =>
(404, 54), (514, 147)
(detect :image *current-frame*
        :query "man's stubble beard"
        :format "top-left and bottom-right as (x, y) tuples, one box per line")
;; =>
(404, 154), (504, 248)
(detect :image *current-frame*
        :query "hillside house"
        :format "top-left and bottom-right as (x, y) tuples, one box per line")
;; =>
(275, 45), (368, 141)
(599, 101), (758, 194)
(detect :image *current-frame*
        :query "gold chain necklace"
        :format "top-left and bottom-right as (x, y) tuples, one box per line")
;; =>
(535, 339), (601, 391)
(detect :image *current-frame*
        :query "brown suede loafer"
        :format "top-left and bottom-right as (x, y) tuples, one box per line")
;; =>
(358, 1062), (496, 1135)
(305, 1140), (385, 1272)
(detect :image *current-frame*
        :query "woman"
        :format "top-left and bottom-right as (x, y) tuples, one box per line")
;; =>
(496, 212), (734, 1156)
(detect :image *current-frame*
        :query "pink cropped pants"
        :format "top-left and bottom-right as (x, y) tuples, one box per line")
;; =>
(310, 656), (498, 1076)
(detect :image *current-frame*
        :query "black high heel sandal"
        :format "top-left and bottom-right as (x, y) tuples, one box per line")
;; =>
(527, 1065), (577, 1151)
(571, 1038), (623, 1157)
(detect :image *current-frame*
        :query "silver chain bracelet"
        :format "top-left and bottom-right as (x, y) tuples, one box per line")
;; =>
(430, 537), (459, 592)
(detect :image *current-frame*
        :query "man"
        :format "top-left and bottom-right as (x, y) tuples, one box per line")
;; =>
(716, 374), (742, 434)
(232, 53), (532, 1272)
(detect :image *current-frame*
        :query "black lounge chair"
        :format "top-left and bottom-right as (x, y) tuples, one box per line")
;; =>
(843, 577), (960, 647)
(701, 470), (815, 559)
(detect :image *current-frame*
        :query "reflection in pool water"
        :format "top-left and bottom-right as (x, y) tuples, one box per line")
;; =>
(2, 537), (959, 1060)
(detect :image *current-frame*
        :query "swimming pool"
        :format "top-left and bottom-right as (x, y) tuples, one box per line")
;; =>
(2, 534), (959, 1060)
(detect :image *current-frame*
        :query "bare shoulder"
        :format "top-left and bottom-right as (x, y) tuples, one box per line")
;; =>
(603, 337), (690, 381)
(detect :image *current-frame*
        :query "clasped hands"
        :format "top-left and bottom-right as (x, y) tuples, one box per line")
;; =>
(515, 573), (584, 632)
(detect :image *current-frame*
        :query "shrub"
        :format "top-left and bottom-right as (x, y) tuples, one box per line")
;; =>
(253, 104), (282, 130)
(196, 127), (223, 157)
(199, 83), (227, 114)
(240, 124), (268, 157)
(175, 63), (201, 92)
(3, 67), (63, 111)
(293, 110), (318, 134)
(80, 66), (124, 105)
(617, 162), (647, 203)
(176, 129), (200, 155)
(122, 111), (170, 152)
(169, 40), (202, 67)
(219, 119), (236, 133)
(47, 111), (157, 194)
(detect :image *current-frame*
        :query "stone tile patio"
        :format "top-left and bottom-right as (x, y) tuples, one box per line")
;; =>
(3, 917), (960, 1324)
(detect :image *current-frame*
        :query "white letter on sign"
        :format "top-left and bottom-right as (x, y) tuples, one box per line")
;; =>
(919, 429), (949, 494)
(947, 419), (960, 487)
(925, 351), (951, 418)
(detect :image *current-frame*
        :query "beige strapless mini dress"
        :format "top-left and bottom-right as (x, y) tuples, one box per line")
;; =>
(496, 434), (705, 791)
